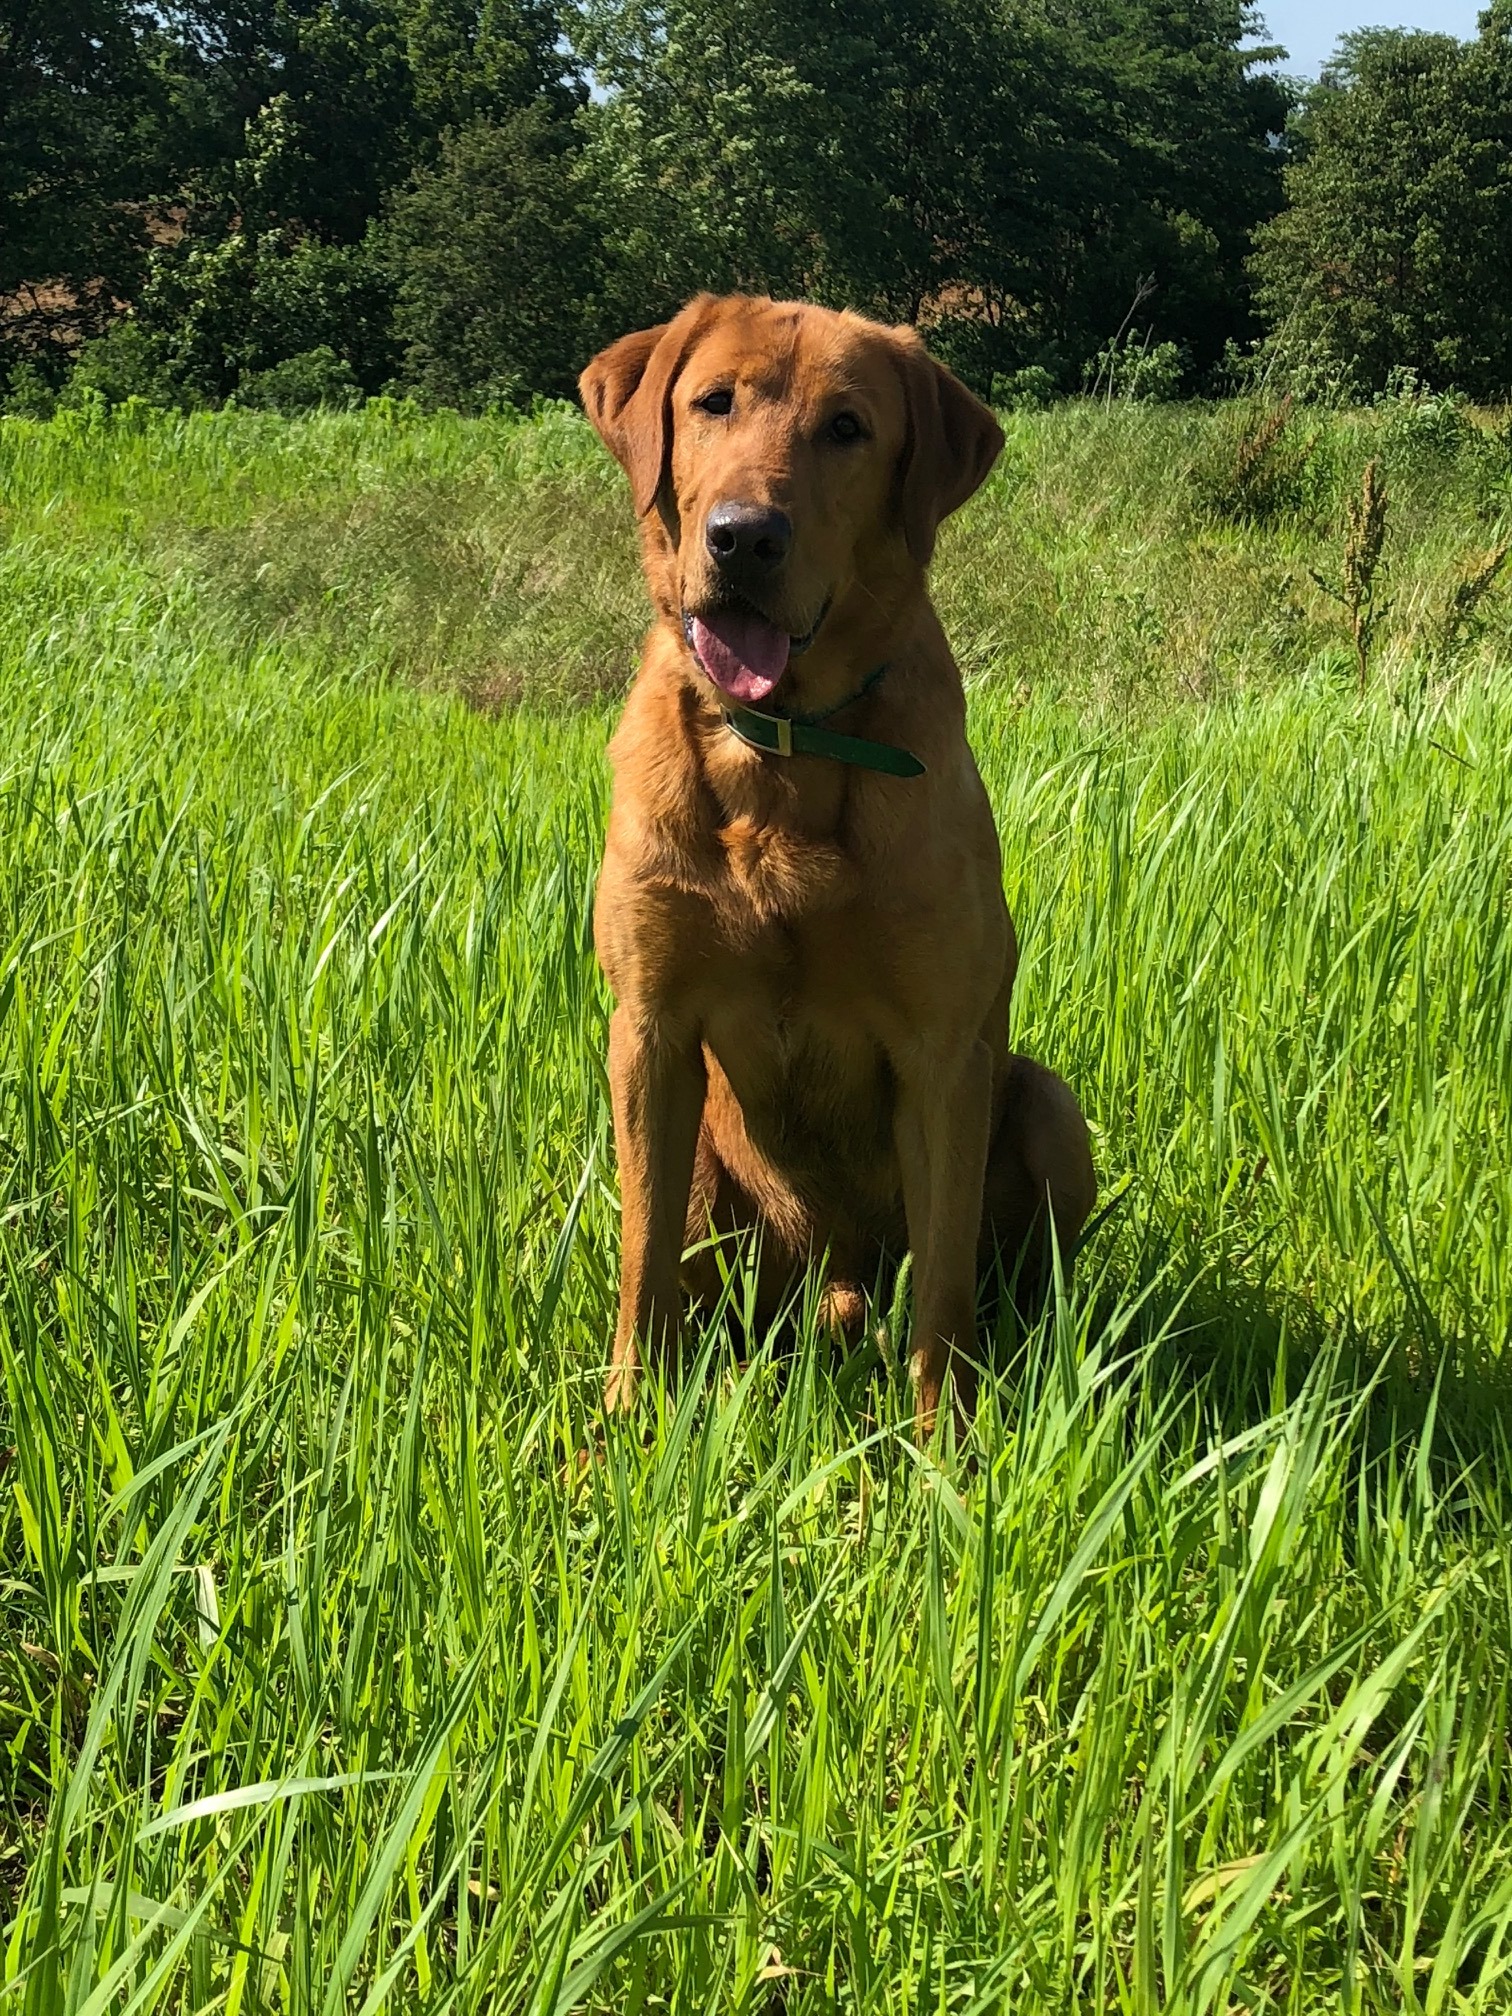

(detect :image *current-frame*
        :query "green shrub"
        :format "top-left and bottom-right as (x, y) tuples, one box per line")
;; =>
(1190, 396), (1321, 525)
(918, 317), (1005, 397)
(1083, 333), (1187, 403)
(58, 320), (180, 409)
(1374, 367), (1477, 458)
(137, 230), (395, 405)
(991, 364), (1058, 410)
(2, 361), (58, 419)
(232, 345), (362, 412)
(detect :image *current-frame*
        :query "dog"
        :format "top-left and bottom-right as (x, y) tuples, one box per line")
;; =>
(580, 293), (1095, 1434)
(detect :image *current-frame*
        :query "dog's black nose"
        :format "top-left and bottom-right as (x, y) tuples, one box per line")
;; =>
(705, 501), (791, 575)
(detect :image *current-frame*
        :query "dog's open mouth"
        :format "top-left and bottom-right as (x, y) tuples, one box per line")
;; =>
(682, 597), (829, 704)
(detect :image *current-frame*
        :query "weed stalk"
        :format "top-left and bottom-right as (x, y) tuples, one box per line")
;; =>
(1312, 457), (1391, 695)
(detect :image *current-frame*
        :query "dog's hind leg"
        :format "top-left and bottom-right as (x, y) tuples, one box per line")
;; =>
(978, 1052), (1097, 1310)
(681, 1130), (873, 1349)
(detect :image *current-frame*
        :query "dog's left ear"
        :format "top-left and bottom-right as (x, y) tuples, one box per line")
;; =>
(580, 296), (719, 517)
(890, 329), (1005, 567)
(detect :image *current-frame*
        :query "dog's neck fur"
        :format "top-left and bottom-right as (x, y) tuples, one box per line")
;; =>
(620, 598), (955, 927)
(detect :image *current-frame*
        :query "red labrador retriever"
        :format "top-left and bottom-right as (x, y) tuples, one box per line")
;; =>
(581, 292), (1095, 1433)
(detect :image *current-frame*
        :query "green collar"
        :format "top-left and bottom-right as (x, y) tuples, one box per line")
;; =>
(720, 664), (925, 779)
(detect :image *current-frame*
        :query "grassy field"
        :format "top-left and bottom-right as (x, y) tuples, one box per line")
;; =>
(2, 399), (1511, 2012)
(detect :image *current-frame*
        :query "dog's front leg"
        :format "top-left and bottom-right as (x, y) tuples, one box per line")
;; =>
(893, 1038), (994, 1437)
(605, 1004), (707, 1412)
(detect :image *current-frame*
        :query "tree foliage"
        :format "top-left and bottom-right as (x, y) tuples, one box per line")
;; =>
(8, 0), (1506, 409)
(1, 0), (165, 355)
(581, 0), (1289, 386)
(1252, 14), (1512, 401)
(386, 106), (599, 405)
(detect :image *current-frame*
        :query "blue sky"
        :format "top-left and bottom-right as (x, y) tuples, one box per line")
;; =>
(1249, 0), (1483, 75)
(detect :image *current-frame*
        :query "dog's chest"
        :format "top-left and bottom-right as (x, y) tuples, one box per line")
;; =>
(714, 812), (859, 926)
(702, 908), (898, 1180)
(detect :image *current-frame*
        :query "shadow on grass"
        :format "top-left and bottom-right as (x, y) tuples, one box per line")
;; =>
(990, 1246), (1512, 1495)
(683, 1208), (1512, 1498)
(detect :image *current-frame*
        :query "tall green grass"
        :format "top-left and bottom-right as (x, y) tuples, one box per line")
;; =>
(1, 408), (1511, 2010)
(2, 393), (1509, 710)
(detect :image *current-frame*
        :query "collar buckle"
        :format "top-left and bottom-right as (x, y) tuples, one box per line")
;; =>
(718, 663), (925, 780)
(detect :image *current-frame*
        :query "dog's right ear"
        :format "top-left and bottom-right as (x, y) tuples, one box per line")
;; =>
(580, 296), (718, 517)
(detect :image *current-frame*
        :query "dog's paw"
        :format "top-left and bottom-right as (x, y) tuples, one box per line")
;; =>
(818, 1280), (868, 1343)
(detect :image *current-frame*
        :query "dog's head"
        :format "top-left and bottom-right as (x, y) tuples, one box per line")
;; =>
(580, 294), (1003, 706)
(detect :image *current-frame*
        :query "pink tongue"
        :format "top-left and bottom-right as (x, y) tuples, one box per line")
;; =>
(691, 609), (790, 702)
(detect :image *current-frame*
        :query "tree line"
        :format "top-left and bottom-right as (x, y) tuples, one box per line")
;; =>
(3, 0), (1511, 413)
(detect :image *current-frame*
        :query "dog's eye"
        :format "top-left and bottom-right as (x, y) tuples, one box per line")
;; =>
(695, 389), (733, 417)
(827, 410), (865, 444)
